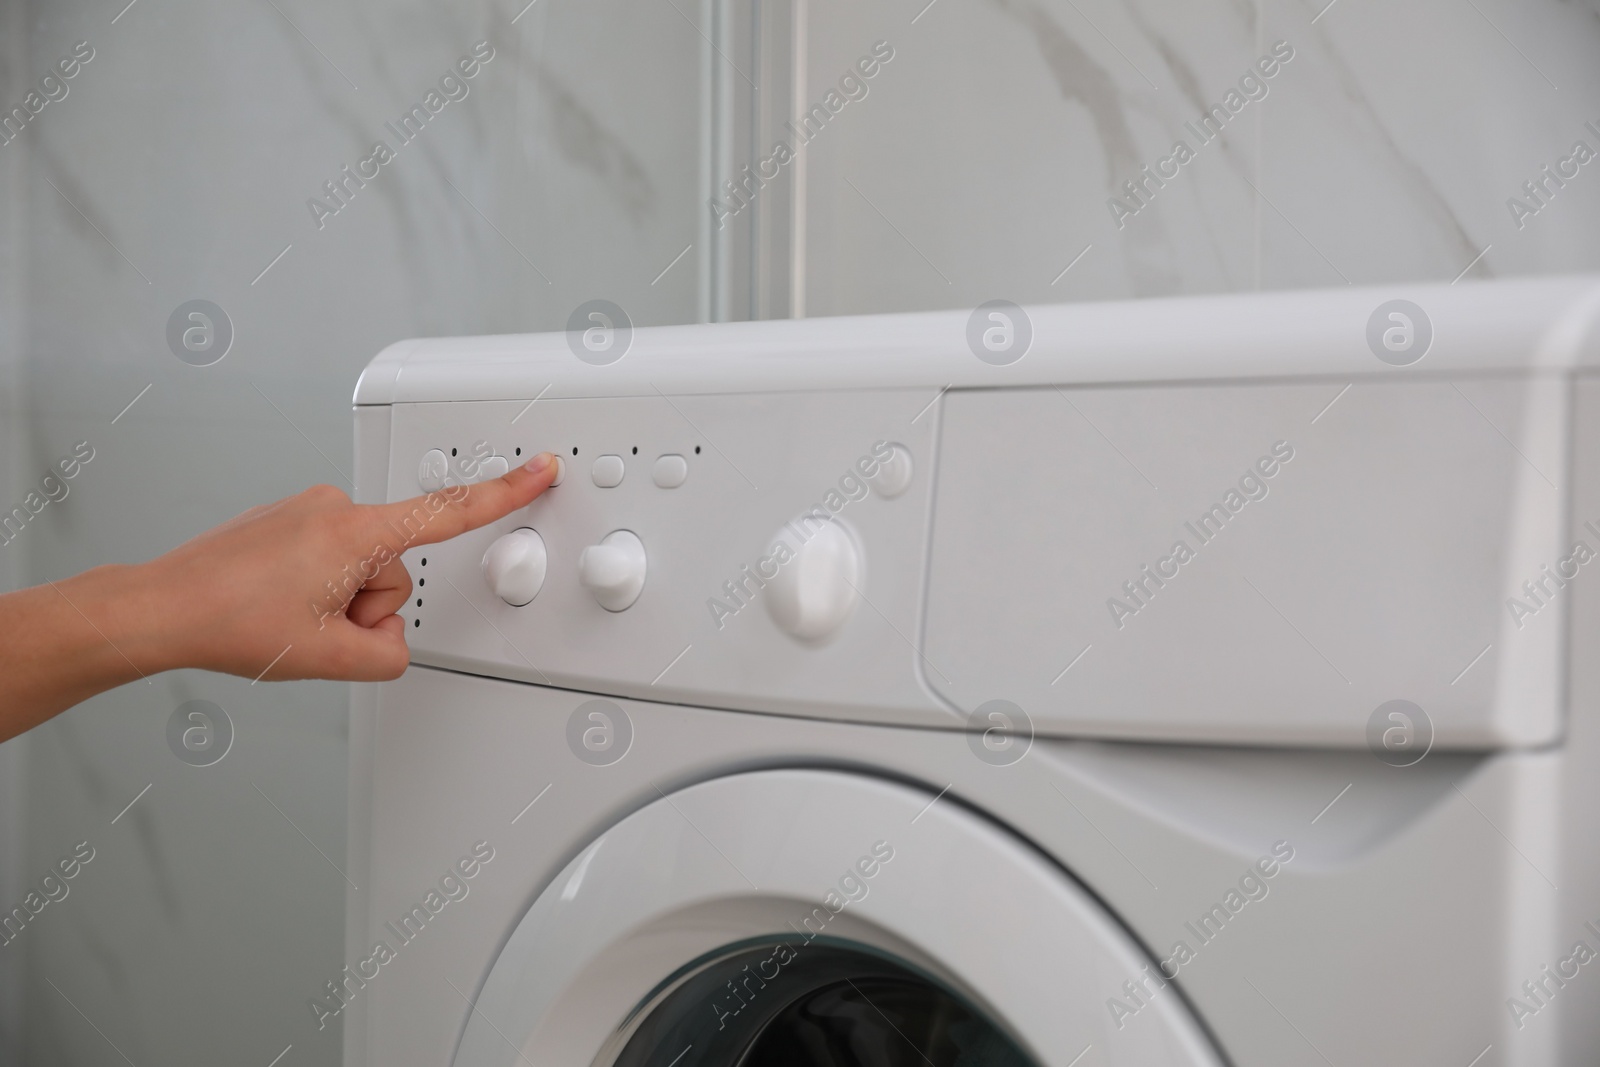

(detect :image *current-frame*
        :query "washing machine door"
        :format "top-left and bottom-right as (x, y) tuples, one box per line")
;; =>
(452, 770), (1220, 1067)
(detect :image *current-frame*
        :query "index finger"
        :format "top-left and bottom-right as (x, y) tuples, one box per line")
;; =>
(365, 452), (559, 548)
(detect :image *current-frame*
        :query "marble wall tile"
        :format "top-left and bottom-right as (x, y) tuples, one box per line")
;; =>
(798, 0), (1600, 313)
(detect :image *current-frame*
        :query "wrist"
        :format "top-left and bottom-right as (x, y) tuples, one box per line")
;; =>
(67, 561), (185, 679)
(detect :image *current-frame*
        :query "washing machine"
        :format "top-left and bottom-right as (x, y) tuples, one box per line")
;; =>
(343, 276), (1600, 1067)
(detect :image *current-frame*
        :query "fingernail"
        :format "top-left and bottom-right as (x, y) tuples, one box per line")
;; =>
(524, 452), (555, 473)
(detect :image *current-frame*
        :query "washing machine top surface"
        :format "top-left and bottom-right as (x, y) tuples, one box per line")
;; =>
(356, 275), (1600, 405)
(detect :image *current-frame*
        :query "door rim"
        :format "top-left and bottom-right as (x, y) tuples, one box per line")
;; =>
(450, 768), (1223, 1067)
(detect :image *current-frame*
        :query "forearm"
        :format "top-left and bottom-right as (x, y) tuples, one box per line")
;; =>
(0, 457), (556, 744)
(0, 563), (175, 741)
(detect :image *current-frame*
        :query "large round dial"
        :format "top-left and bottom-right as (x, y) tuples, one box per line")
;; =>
(765, 520), (861, 641)
(481, 528), (547, 606)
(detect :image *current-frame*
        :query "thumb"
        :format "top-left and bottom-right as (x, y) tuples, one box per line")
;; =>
(316, 613), (412, 681)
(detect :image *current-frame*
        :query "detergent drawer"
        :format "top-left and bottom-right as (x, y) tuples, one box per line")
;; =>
(921, 379), (1570, 748)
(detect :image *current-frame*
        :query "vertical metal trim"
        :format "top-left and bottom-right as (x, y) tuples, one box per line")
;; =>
(702, 0), (728, 322)
(789, 0), (808, 318)
(747, 0), (763, 322)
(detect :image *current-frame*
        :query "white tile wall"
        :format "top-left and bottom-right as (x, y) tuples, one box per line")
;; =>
(794, 0), (1600, 312)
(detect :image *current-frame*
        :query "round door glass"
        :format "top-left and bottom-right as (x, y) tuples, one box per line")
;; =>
(613, 941), (1038, 1067)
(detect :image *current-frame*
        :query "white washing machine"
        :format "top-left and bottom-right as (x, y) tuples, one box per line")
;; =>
(344, 277), (1600, 1066)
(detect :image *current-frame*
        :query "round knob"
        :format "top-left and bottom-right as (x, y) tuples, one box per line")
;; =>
(481, 528), (547, 606)
(578, 530), (647, 611)
(867, 444), (914, 499)
(766, 520), (860, 642)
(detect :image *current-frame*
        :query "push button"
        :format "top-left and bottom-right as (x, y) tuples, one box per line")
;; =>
(591, 454), (625, 488)
(419, 449), (449, 492)
(652, 454), (688, 488)
(478, 455), (509, 480)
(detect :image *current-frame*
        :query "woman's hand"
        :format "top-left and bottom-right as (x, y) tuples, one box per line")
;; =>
(0, 452), (558, 742)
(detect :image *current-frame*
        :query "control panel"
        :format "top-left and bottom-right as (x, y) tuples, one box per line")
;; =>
(362, 375), (1571, 748)
(378, 390), (950, 725)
